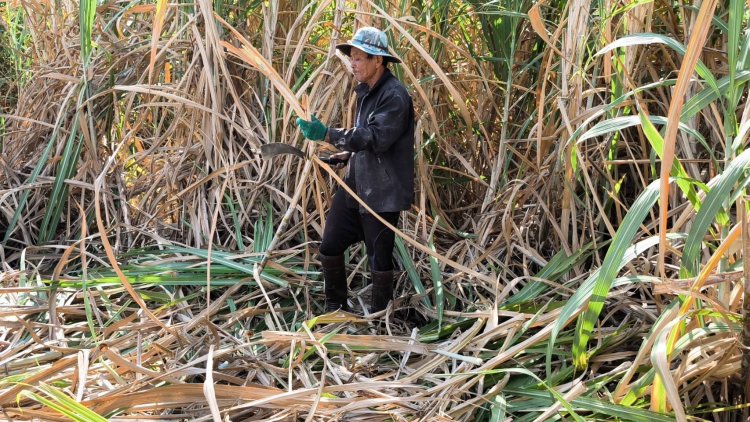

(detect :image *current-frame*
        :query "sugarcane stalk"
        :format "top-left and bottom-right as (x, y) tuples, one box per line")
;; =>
(742, 195), (750, 409)
(213, 12), (314, 325)
(250, 157), (313, 328)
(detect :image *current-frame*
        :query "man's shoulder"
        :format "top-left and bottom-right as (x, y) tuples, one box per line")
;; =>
(382, 75), (411, 100)
(382, 73), (406, 89)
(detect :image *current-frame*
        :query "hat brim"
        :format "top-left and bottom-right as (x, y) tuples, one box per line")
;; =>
(335, 42), (402, 64)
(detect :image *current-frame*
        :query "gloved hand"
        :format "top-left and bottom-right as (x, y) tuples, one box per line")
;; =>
(296, 115), (327, 141)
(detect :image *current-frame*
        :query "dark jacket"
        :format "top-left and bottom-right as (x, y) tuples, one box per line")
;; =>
(327, 69), (415, 213)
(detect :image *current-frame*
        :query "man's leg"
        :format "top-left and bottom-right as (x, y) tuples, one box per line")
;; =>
(318, 192), (362, 312)
(361, 211), (400, 313)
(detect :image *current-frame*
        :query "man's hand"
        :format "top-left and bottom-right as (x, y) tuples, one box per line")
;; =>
(320, 151), (351, 169)
(296, 115), (327, 141)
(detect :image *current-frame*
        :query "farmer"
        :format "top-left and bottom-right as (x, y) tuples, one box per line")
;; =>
(296, 26), (415, 315)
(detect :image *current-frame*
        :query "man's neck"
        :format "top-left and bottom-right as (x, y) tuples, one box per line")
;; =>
(366, 67), (386, 88)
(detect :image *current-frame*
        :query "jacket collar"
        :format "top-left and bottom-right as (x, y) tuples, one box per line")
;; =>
(354, 68), (392, 97)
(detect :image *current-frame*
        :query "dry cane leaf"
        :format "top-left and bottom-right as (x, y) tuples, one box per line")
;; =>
(215, 14), (310, 120)
(528, 1), (563, 57)
(657, 0), (718, 277)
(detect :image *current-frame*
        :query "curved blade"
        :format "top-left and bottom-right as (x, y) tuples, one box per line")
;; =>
(260, 143), (305, 159)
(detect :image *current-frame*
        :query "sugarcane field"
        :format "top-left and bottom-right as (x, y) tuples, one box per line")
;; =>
(1, 0), (749, 420)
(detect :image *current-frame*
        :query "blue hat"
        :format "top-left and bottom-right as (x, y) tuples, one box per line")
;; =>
(336, 27), (401, 64)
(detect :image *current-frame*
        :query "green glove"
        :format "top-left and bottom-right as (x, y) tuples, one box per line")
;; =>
(296, 115), (327, 141)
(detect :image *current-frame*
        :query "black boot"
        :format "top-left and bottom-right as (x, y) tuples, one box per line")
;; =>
(319, 254), (349, 313)
(371, 270), (394, 314)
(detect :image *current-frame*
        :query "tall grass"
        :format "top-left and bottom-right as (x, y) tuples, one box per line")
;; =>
(0, 0), (748, 420)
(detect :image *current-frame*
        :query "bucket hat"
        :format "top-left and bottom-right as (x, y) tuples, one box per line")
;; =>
(335, 27), (401, 64)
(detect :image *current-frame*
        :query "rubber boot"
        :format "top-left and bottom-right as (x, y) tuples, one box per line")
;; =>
(371, 270), (394, 314)
(319, 254), (349, 313)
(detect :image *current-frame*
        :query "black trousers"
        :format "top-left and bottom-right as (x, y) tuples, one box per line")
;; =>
(319, 190), (400, 271)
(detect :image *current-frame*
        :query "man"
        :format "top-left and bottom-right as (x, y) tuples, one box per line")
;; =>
(296, 26), (415, 315)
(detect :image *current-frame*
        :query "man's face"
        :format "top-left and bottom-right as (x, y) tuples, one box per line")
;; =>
(350, 47), (382, 85)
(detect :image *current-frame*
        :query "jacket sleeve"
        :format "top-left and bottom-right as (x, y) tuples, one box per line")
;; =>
(326, 92), (410, 153)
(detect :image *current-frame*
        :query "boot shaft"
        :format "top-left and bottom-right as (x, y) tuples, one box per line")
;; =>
(319, 253), (348, 313)
(319, 253), (345, 272)
(371, 270), (394, 313)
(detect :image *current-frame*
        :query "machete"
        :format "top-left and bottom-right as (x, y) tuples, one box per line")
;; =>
(261, 143), (350, 164)
(260, 143), (306, 159)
